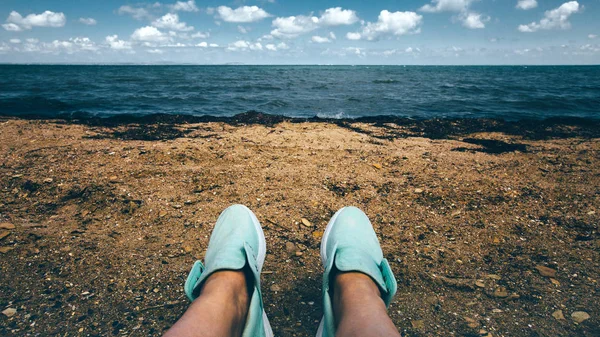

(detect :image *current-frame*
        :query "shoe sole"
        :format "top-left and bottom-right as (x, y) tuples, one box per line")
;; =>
(316, 207), (347, 337)
(238, 205), (273, 337)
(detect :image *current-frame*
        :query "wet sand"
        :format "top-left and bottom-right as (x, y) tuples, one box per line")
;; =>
(0, 113), (599, 336)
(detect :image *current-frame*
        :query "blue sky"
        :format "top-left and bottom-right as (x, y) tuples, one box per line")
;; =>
(0, 0), (598, 64)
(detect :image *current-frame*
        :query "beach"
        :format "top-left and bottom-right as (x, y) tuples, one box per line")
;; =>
(0, 114), (598, 336)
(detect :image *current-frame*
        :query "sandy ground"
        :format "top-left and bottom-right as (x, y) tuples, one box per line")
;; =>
(0, 115), (599, 336)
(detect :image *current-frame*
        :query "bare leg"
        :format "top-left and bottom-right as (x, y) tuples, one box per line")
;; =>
(334, 272), (401, 337)
(163, 270), (250, 337)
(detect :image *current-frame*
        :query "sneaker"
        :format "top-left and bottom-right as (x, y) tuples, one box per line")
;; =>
(316, 207), (398, 337)
(184, 204), (273, 337)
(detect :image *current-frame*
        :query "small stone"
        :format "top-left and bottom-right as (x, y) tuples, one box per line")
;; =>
(295, 322), (302, 327)
(493, 287), (509, 298)
(109, 176), (118, 182)
(295, 251), (303, 257)
(270, 285), (281, 292)
(0, 231), (10, 240)
(492, 309), (503, 313)
(285, 242), (296, 252)
(492, 237), (501, 244)
(373, 163), (382, 169)
(0, 222), (15, 230)
(478, 329), (488, 336)
(587, 211), (596, 215)
(0, 247), (14, 254)
(451, 210), (461, 217)
(550, 278), (561, 286)
(414, 188), (424, 194)
(475, 280), (485, 288)
(411, 320), (424, 329)
(464, 317), (479, 329)
(552, 310), (565, 320)
(535, 265), (557, 278)
(301, 218), (312, 227)
(172, 204), (182, 209)
(312, 231), (324, 239)
(153, 288), (159, 293)
(2, 308), (16, 317)
(159, 210), (168, 218)
(183, 246), (192, 253)
(571, 311), (590, 323)
(81, 210), (89, 218)
(43, 178), (53, 183)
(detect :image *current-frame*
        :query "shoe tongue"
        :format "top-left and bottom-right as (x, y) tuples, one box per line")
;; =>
(334, 247), (387, 292)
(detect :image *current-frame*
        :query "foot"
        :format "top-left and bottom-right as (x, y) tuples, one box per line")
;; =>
(183, 205), (273, 337)
(317, 207), (398, 337)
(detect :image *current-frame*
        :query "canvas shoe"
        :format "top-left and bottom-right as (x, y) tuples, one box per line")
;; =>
(316, 206), (398, 337)
(184, 204), (273, 337)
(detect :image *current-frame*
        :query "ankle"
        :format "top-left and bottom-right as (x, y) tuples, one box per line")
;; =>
(201, 270), (251, 321)
(334, 272), (382, 298)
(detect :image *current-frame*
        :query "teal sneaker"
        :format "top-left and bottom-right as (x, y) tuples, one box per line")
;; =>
(316, 206), (398, 337)
(184, 204), (273, 337)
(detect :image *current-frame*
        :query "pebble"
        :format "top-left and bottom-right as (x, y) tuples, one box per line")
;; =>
(475, 280), (485, 288)
(0, 222), (15, 230)
(295, 251), (303, 257)
(535, 265), (557, 278)
(43, 178), (53, 183)
(373, 163), (382, 169)
(0, 247), (13, 254)
(552, 310), (565, 320)
(285, 242), (296, 252)
(571, 311), (590, 323)
(587, 211), (596, 215)
(270, 285), (281, 292)
(414, 188), (424, 194)
(493, 287), (509, 298)
(172, 204), (182, 209)
(464, 317), (479, 328)
(2, 308), (16, 317)
(411, 320), (424, 329)
(109, 176), (118, 182)
(0, 231), (10, 240)
(301, 218), (312, 227)
(159, 210), (168, 218)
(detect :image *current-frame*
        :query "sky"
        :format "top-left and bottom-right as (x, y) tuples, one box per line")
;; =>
(0, 0), (599, 64)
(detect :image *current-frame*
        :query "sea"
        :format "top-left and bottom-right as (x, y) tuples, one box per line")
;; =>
(1, 65), (599, 120)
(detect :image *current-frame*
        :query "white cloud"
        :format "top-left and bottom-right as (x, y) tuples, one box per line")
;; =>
(79, 17), (97, 25)
(346, 32), (361, 40)
(461, 12), (489, 29)
(270, 7), (359, 39)
(271, 15), (319, 38)
(2, 23), (21, 31)
(131, 26), (170, 42)
(26, 38), (39, 43)
(319, 7), (359, 26)
(238, 25), (248, 34)
(191, 32), (210, 39)
(516, 0), (538, 10)
(209, 43), (219, 48)
(152, 13), (193, 32)
(118, 6), (151, 21)
(329, 32), (336, 40)
(216, 6), (271, 23)
(147, 49), (164, 54)
(10, 39), (21, 44)
(3, 11), (66, 31)
(348, 10), (423, 41)
(265, 42), (289, 51)
(589, 34), (597, 39)
(197, 41), (208, 47)
(518, 1), (581, 33)
(420, 0), (477, 13)
(312, 35), (331, 43)
(170, 1), (199, 13)
(106, 35), (132, 50)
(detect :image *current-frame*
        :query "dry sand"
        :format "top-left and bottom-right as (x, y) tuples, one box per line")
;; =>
(0, 114), (598, 336)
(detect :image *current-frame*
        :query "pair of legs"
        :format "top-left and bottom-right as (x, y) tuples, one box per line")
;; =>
(164, 205), (400, 337)
(164, 271), (399, 337)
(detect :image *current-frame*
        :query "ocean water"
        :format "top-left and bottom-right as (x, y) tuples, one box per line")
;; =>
(0, 65), (599, 120)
